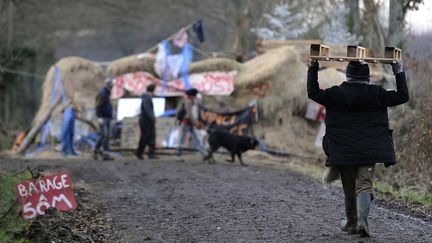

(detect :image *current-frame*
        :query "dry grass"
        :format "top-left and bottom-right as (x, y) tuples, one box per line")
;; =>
(107, 54), (157, 77)
(108, 56), (240, 78)
(316, 68), (345, 88)
(375, 58), (432, 194)
(33, 56), (105, 125)
(378, 104), (432, 194)
(234, 46), (308, 118)
(188, 58), (240, 74)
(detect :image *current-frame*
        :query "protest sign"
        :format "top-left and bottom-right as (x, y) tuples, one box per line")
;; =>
(16, 173), (77, 219)
(305, 100), (326, 122)
(198, 105), (256, 135)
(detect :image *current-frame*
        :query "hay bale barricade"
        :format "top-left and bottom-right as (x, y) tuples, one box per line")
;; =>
(33, 57), (105, 126)
(235, 46), (308, 118)
(107, 54), (157, 77)
(188, 58), (241, 74)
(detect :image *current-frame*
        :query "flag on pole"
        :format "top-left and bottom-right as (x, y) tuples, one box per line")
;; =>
(193, 20), (205, 43)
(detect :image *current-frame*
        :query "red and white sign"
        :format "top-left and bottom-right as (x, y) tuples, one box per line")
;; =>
(15, 173), (77, 219)
(305, 100), (326, 122)
(111, 71), (236, 99)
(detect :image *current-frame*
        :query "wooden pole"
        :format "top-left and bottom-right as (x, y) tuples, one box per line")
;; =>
(15, 97), (61, 155)
(143, 23), (194, 54)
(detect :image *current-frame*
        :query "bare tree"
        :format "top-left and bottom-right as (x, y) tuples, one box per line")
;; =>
(388, 0), (424, 47)
(362, 0), (386, 56)
(346, 0), (361, 36)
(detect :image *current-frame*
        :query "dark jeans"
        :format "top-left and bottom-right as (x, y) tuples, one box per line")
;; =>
(136, 119), (156, 156)
(95, 118), (111, 152)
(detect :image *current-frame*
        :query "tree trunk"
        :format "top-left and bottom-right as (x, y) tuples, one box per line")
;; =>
(388, 0), (405, 47)
(7, 1), (14, 49)
(347, 0), (361, 36)
(363, 0), (385, 56)
(232, 0), (251, 61)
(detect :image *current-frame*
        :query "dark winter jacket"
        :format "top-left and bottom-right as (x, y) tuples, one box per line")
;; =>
(95, 86), (113, 118)
(307, 65), (409, 166)
(139, 92), (155, 123)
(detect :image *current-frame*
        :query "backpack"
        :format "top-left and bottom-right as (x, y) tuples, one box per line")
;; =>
(176, 101), (187, 122)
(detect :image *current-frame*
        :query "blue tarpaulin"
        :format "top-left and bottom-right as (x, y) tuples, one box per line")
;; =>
(26, 66), (69, 157)
(180, 43), (193, 90)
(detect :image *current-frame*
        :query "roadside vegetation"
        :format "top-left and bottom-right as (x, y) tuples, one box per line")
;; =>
(0, 170), (32, 243)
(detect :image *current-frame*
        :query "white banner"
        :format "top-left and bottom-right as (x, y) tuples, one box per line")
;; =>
(112, 71), (236, 99)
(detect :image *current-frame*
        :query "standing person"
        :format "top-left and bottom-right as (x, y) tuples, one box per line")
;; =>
(307, 60), (408, 237)
(135, 84), (157, 160)
(93, 78), (113, 160)
(176, 88), (208, 162)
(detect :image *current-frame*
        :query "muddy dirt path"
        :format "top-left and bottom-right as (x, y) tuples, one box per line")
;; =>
(1, 156), (432, 242)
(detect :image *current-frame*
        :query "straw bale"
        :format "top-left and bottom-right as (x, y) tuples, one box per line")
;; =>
(317, 68), (346, 89)
(188, 58), (241, 74)
(251, 116), (321, 158)
(233, 46), (308, 118)
(33, 56), (105, 125)
(107, 55), (156, 77)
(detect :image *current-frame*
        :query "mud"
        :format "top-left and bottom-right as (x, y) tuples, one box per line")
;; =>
(1, 155), (432, 242)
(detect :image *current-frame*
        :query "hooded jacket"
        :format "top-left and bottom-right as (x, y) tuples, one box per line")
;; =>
(96, 86), (113, 119)
(307, 65), (409, 166)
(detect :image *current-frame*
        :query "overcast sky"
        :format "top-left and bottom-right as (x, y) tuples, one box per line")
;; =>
(406, 1), (432, 34)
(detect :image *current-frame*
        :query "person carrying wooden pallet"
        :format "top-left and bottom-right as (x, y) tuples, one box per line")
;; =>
(307, 59), (408, 237)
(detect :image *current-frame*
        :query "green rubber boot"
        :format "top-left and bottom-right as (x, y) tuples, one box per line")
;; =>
(341, 196), (357, 234)
(357, 192), (372, 237)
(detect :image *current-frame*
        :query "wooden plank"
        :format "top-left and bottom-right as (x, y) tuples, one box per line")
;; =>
(384, 47), (402, 59)
(309, 56), (398, 64)
(120, 117), (140, 149)
(310, 44), (330, 57)
(347, 45), (367, 58)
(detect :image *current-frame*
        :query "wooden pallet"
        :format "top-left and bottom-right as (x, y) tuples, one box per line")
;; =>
(309, 44), (401, 64)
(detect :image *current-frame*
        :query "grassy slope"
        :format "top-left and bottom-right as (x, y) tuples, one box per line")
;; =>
(0, 170), (32, 243)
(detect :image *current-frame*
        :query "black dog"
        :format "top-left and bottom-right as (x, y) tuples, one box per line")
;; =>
(204, 129), (259, 166)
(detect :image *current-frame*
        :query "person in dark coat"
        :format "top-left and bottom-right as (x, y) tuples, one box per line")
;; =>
(135, 84), (157, 160)
(307, 59), (408, 237)
(94, 78), (113, 160)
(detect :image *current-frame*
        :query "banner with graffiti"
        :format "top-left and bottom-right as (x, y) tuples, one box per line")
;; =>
(111, 71), (236, 99)
(198, 105), (257, 136)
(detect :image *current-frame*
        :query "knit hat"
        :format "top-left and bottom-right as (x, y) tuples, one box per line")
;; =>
(346, 61), (370, 79)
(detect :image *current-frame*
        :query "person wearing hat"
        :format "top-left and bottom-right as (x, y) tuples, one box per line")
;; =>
(176, 88), (208, 162)
(93, 77), (114, 160)
(135, 84), (157, 160)
(307, 59), (408, 237)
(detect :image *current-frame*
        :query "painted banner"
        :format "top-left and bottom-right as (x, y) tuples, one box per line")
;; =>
(198, 105), (257, 136)
(112, 71), (236, 99)
(16, 173), (77, 219)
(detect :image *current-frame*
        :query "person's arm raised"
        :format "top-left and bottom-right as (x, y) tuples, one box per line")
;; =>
(383, 60), (409, 107)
